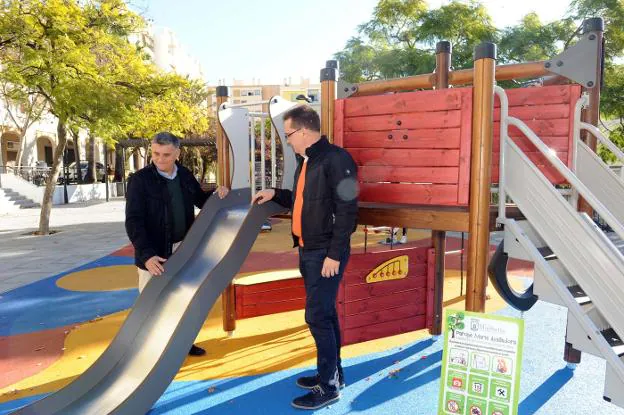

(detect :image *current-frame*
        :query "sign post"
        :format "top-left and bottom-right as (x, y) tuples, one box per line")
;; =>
(438, 310), (525, 415)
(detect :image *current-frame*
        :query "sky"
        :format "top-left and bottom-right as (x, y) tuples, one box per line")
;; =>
(135, 0), (575, 85)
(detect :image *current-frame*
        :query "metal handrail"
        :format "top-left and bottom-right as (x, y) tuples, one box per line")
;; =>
(494, 85), (624, 241)
(582, 122), (624, 163)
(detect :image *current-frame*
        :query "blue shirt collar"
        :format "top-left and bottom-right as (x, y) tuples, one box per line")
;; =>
(156, 163), (178, 180)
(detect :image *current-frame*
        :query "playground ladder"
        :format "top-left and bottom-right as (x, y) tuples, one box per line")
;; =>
(495, 86), (624, 408)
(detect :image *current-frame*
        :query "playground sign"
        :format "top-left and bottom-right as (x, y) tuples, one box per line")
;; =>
(438, 310), (525, 415)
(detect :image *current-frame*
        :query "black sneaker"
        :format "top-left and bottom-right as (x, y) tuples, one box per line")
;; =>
(291, 385), (340, 410)
(296, 373), (345, 389)
(188, 344), (206, 356)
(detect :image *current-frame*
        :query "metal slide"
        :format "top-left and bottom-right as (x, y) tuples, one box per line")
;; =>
(12, 189), (285, 415)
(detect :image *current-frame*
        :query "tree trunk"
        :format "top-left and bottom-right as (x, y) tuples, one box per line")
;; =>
(15, 129), (27, 169)
(84, 133), (96, 183)
(132, 147), (140, 171)
(71, 129), (82, 183)
(114, 143), (124, 181)
(38, 119), (67, 235)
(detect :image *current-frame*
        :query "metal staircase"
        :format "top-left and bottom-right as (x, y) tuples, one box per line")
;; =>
(492, 86), (624, 408)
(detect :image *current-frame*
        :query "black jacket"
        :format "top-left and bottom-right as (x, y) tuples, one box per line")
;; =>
(272, 136), (358, 260)
(125, 162), (212, 269)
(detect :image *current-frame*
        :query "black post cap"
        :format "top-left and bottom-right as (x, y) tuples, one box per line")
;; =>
(436, 41), (452, 54)
(320, 67), (336, 82)
(325, 60), (339, 70)
(582, 17), (604, 34)
(216, 85), (228, 97)
(474, 42), (497, 61)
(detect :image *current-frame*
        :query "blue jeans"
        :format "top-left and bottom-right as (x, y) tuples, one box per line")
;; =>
(299, 246), (350, 392)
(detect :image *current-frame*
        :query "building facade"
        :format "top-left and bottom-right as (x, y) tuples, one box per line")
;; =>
(208, 77), (322, 114)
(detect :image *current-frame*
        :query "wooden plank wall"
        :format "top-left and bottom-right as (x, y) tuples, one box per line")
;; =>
(335, 88), (473, 206)
(492, 84), (582, 184)
(235, 278), (305, 319)
(335, 84), (581, 207)
(339, 245), (433, 345)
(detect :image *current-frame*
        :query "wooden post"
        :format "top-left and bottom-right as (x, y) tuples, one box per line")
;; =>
(320, 64), (337, 142)
(216, 86), (229, 187)
(216, 85), (237, 334)
(431, 41), (451, 335)
(466, 42), (496, 313)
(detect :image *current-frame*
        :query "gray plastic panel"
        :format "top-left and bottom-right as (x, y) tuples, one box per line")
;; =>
(12, 188), (285, 415)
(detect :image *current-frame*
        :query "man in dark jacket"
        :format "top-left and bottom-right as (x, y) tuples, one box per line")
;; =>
(252, 105), (358, 410)
(125, 131), (228, 356)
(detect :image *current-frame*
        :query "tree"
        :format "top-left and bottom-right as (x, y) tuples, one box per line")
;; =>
(416, 1), (497, 69)
(334, 0), (497, 82)
(498, 13), (576, 63)
(569, 0), (624, 60)
(121, 77), (211, 139)
(447, 311), (465, 339)
(0, 0), (158, 234)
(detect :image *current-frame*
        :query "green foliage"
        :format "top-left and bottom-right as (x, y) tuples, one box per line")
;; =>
(499, 13), (576, 63)
(570, 0), (624, 60)
(598, 63), (624, 163)
(335, 0), (497, 81)
(119, 76), (211, 139)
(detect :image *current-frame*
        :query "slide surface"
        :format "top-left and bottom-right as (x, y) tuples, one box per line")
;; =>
(12, 188), (285, 415)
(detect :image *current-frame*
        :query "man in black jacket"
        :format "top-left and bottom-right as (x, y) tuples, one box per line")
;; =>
(125, 132), (228, 356)
(252, 105), (358, 410)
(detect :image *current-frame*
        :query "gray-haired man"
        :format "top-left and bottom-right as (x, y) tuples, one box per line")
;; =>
(125, 132), (228, 356)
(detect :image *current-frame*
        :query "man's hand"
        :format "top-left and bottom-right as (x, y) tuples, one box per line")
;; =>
(321, 257), (340, 278)
(145, 256), (167, 276)
(215, 186), (229, 199)
(252, 189), (275, 204)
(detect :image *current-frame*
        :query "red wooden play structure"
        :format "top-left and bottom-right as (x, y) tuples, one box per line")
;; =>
(216, 19), (603, 354)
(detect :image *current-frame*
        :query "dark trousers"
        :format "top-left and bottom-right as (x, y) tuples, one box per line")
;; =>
(299, 246), (350, 392)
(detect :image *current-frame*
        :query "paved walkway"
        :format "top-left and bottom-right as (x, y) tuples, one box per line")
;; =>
(0, 199), (129, 294)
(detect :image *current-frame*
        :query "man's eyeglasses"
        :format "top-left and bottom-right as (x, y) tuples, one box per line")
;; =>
(284, 128), (301, 139)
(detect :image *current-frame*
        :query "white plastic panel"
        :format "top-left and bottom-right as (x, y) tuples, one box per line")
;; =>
(218, 106), (251, 190)
(268, 96), (298, 191)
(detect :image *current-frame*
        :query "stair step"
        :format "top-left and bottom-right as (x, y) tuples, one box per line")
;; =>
(568, 285), (592, 306)
(602, 328), (624, 357)
(538, 246), (557, 261)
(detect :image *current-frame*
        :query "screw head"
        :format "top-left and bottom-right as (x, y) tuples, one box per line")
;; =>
(587, 81), (595, 87)
(351, 86), (357, 91)
(556, 60), (564, 67)
(402, 135), (408, 140)
(388, 134), (393, 140)
(545, 62), (551, 68)
(396, 120), (402, 126)
(344, 87), (349, 92)
(589, 34), (596, 40)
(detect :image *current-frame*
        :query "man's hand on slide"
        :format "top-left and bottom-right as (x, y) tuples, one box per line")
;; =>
(145, 256), (167, 276)
(215, 186), (229, 199)
(252, 189), (275, 204)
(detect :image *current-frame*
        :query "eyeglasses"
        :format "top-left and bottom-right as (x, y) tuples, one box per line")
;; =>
(284, 128), (301, 139)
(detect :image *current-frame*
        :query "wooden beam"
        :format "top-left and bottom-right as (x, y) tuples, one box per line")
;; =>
(357, 203), (470, 232)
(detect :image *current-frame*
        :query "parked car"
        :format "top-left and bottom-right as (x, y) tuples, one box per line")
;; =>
(67, 161), (106, 182)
